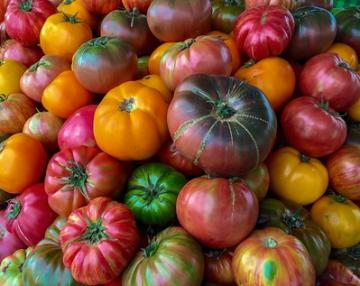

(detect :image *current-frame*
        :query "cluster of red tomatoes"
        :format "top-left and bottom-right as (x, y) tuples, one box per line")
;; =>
(0, 0), (359, 285)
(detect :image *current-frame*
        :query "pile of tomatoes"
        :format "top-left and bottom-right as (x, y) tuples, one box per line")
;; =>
(0, 0), (359, 285)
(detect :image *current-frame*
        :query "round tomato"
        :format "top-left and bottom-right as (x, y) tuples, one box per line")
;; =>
(148, 42), (175, 75)
(204, 248), (235, 285)
(349, 97), (360, 122)
(235, 57), (295, 111)
(327, 43), (359, 70)
(57, 0), (97, 28)
(232, 228), (316, 286)
(60, 197), (140, 285)
(81, 0), (123, 15)
(121, 226), (204, 286)
(137, 74), (171, 103)
(0, 59), (26, 94)
(42, 70), (94, 119)
(211, 0), (245, 34)
(0, 248), (31, 286)
(0, 93), (36, 135)
(176, 177), (258, 248)
(122, 0), (153, 13)
(233, 6), (295, 60)
(281, 96), (347, 158)
(311, 194), (360, 249)
(267, 146), (328, 205)
(242, 162), (269, 202)
(72, 36), (137, 94)
(94, 80), (168, 161)
(0, 133), (47, 194)
(167, 74), (277, 177)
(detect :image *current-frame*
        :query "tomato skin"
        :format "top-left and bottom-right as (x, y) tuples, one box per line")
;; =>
(0, 133), (47, 194)
(211, 0), (245, 34)
(81, 0), (123, 15)
(245, 0), (300, 10)
(176, 177), (258, 248)
(135, 56), (149, 79)
(0, 93), (36, 135)
(349, 97), (360, 122)
(148, 42), (175, 75)
(318, 260), (360, 286)
(57, 0), (97, 28)
(232, 228), (316, 286)
(281, 96), (347, 158)
(327, 43), (359, 70)
(0, 59), (27, 94)
(204, 248), (235, 285)
(122, 0), (153, 13)
(242, 162), (269, 202)
(5, 183), (57, 246)
(147, 0), (212, 42)
(60, 197), (140, 285)
(137, 74), (171, 103)
(311, 194), (360, 249)
(233, 6), (295, 61)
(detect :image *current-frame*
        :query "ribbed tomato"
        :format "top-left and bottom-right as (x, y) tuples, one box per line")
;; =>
(204, 248), (235, 285)
(211, 0), (245, 34)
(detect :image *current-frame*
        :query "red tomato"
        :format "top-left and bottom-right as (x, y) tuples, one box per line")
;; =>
(204, 248), (235, 286)
(176, 177), (258, 248)
(233, 6), (295, 60)
(281, 96), (347, 158)
(300, 53), (360, 112)
(122, 0), (152, 13)
(81, 0), (123, 15)
(5, 183), (57, 246)
(60, 197), (140, 285)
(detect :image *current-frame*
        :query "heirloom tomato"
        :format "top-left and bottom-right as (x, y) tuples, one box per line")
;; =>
(94, 80), (168, 161)
(57, 0), (97, 28)
(245, 0), (300, 10)
(0, 39), (42, 67)
(319, 260), (360, 286)
(233, 228), (316, 286)
(0, 93), (36, 135)
(233, 6), (295, 60)
(148, 42), (175, 75)
(0, 133), (47, 194)
(204, 248), (235, 285)
(167, 74), (277, 177)
(176, 177), (258, 248)
(267, 147), (328, 205)
(81, 0), (123, 15)
(257, 198), (331, 275)
(40, 12), (93, 62)
(4, 0), (56, 46)
(137, 74), (171, 103)
(42, 70), (94, 119)
(122, 227), (204, 286)
(327, 43), (359, 70)
(332, 243), (360, 279)
(72, 36), (137, 94)
(281, 96), (347, 158)
(0, 248), (31, 286)
(60, 197), (140, 285)
(147, 0), (212, 42)
(235, 57), (295, 110)
(311, 194), (360, 249)
(5, 183), (57, 246)
(349, 97), (360, 122)
(242, 162), (269, 202)
(211, 0), (245, 34)
(122, 0), (153, 13)
(0, 59), (26, 94)
(20, 55), (70, 103)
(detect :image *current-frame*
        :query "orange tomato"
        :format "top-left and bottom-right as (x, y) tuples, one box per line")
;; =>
(148, 42), (175, 75)
(348, 96), (360, 122)
(42, 70), (93, 119)
(137, 74), (172, 103)
(57, 0), (97, 28)
(94, 80), (169, 161)
(235, 57), (296, 111)
(326, 43), (359, 70)
(207, 31), (241, 73)
(40, 12), (92, 61)
(0, 59), (27, 94)
(0, 133), (47, 194)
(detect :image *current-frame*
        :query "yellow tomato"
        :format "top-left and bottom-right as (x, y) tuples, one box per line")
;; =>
(326, 43), (359, 70)
(311, 194), (360, 249)
(148, 42), (175, 75)
(0, 60), (27, 94)
(57, 0), (97, 28)
(348, 97), (360, 122)
(137, 74), (172, 103)
(267, 147), (328, 205)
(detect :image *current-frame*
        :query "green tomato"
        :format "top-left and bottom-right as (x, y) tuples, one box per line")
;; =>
(0, 248), (31, 286)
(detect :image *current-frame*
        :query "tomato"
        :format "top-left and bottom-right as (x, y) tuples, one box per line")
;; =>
(281, 96), (347, 158)
(123, 0), (153, 13)
(245, 0), (300, 10)
(327, 43), (359, 70)
(137, 74), (171, 103)
(58, 105), (97, 150)
(60, 197), (140, 285)
(204, 248), (235, 285)
(148, 42), (175, 75)
(233, 227), (316, 285)
(267, 146), (328, 205)
(20, 55), (70, 103)
(81, 0), (123, 15)
(242, 162), (269, 202)
(235, 57), (295, 111)
(40, 13), (93, 62)
(122, 226), (204, 286)
(287, 6), (336, 61)
(94, 80), (168, 161)
(72, 36), (137, 94)
(0, 133), (47, 194)
(147, 0), (212, 42)
(319, 260), (360, 286)
(311, 194), (360, 249)
(211, 0), (245, 34)
(332, 244), (360, 279)
(167, 74), (276, 177)
(300, 53), (360, 112)
(100, 9), (158, 56)
(0, 93), (36, 135)
(42, 70), (94, 119)
(5, 0), (56, 46)
(258, 198), (331, 275)
(0, 39), (43, 67)
(0, 211), (25, 262)
(135, 56), (149, 79)
(57, 0), (97, 28)
(0, 59), (26, 94)
(233, 6), (295, 61)
(177, 177), (258, 248)
(125, 163), (186, 227)
(349, 97), (360, 122)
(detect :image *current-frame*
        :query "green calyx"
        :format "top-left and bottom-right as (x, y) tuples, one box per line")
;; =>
(215, 100), (236, 119)
(260, 12), (268, 25)
(204, 248), (227, 258)
(243, 59), (257, 68)
(265, 237), (278, 248)
(63, 0), (74, 5)
(348, 244), (360, 260)
(179, 39), (196, 51)
(224, 0), (240, 6)
(120, 98), (135, 113)
(81, 219), (108, 245)
(63, 161), (89, 201)
(7, 200), (22, 220)
(144, 240), (159, 257)
(90, 37), (111, 47)
(128, 8), (139, 28)
(0, 94), (8, 103)
(19, 0), (33, 11)
(299, 153), (310, 163)
(29, 60), (50, 72)
(63, 12), (80, 24)
(331, 192), (348, 204)
(282, 209), (305, 230)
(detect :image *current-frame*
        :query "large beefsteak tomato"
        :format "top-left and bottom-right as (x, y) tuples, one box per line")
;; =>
(211, 0), (245, 34)
(0, 59), (26, 94)
(60, 197), (140, 285)
(167, 74), (277, 177)
(204, 248), (235, 285)
(0, 248), (31, 286)
(0, 39), (42, 67)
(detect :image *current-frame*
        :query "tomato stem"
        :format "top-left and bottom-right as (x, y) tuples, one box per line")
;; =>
(7, 200), (22, 219)
(120, 98), (135, 112)
(63, 161), (90, 201)
(215, 100), (236, 119)
(19, 0), (33, 11)
(29, 60), (51, 72)
(128, 8), (139, 28)
(90, 37), (111, 47)
(282, 209), (305, 230)
(265, 237), (278, 248)
(63, 0), (74, 5)
(63, 12), (80, 24)
(144, 240), (159, 257)
(204, 248), (227, 258)
(81, 219), (108, 244)
(299, 153), (310, 163)
(329, 190), (348, 204)
(0, 94), (7, 103)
